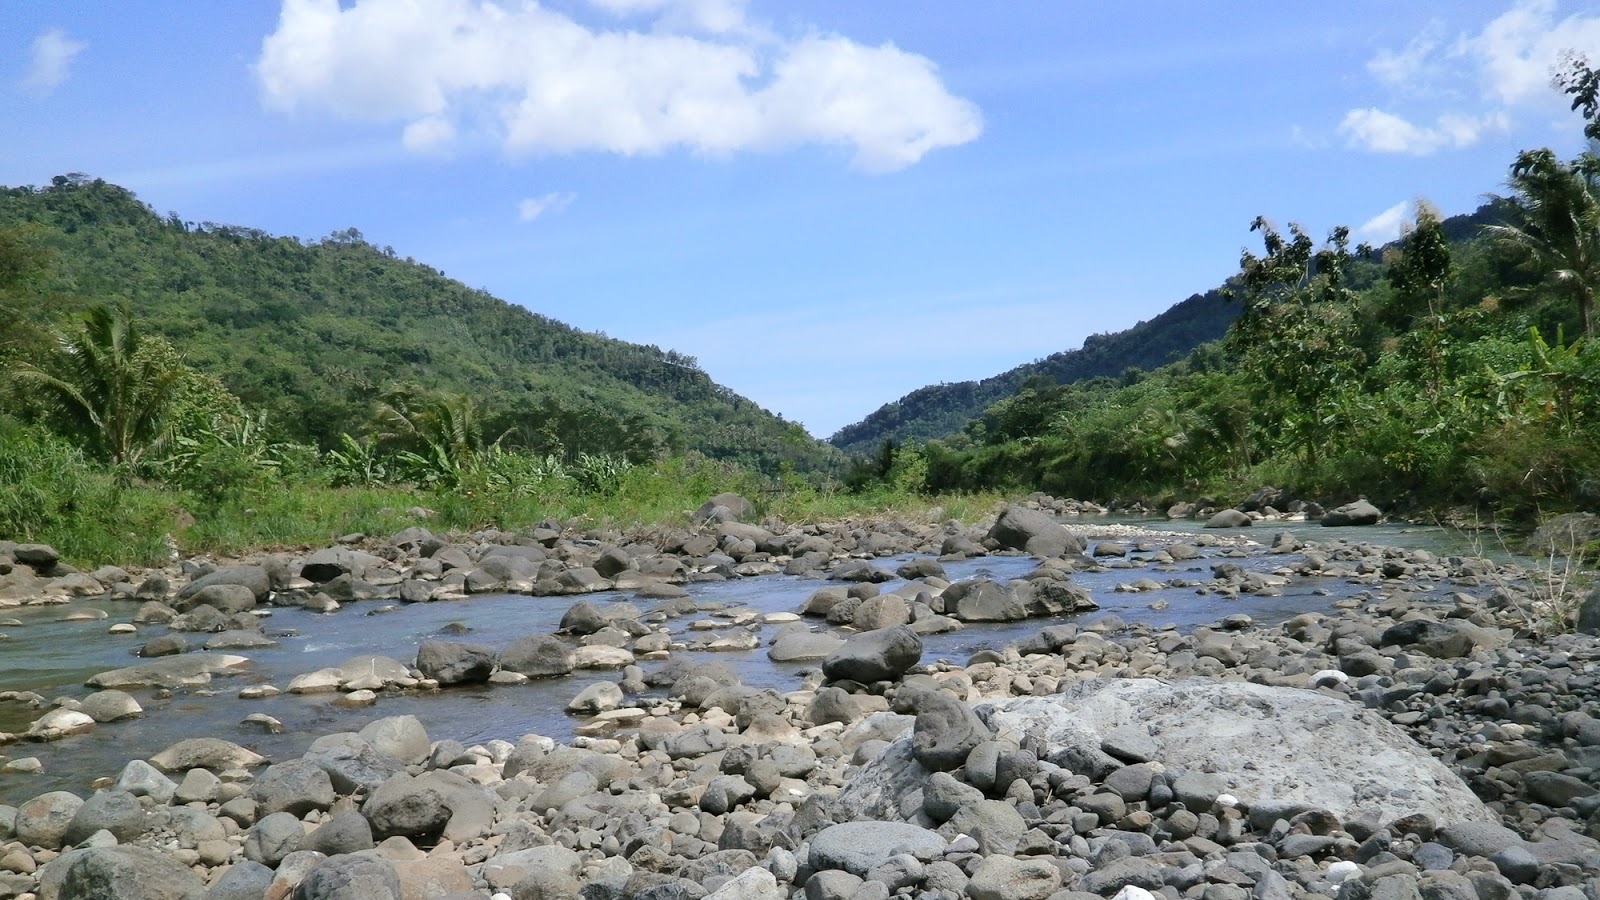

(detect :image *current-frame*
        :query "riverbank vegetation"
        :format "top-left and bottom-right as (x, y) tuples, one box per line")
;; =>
(865, 59), (1600, 522)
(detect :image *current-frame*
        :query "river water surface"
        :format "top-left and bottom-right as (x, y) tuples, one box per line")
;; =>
(0, 518), (1501, 803)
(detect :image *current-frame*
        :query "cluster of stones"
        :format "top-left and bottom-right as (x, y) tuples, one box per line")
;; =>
(4, 495), (1600, 899)
(0, 498), (1116, 746)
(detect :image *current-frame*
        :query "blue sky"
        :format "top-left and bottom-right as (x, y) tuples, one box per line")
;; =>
(5, 2), (1600, 439)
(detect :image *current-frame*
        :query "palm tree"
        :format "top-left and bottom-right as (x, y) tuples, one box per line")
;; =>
(1484, 148), (1600, 339)
(8, 301), (181, 465)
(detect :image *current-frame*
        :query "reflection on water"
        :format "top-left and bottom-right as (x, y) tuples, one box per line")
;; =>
(0, 517), (1503, 801)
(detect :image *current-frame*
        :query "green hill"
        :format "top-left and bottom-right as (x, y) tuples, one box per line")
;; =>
(828, 203), (1514, 458)
(0, 175), (839, 475)
(828, 288), (1237, 455)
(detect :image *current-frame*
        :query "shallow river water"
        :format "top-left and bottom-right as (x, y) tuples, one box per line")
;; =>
(0, 518), (1501, 803)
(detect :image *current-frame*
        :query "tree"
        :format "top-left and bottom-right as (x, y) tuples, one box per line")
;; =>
(1484, 148), (1600, 339)
(8, 301), (182, 466)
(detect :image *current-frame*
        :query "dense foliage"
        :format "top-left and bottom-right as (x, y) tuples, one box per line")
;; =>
(849, 61), (1600, 520)
(0, 176), (840, 476)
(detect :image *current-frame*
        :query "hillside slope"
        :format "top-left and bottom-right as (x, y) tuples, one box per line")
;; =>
(829, 288), (1236, 455)
(828, 202), (1513, 458)
(0, 176), (839, 474)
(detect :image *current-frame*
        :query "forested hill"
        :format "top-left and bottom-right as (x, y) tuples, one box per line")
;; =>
(828, 202), (1512, 458)
(829, 288), (1236, 455)
(0, 176), (839, 474)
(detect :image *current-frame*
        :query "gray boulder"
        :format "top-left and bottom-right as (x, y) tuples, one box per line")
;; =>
(15, 791), (84, 850)
(303, 734), (404, 794)
(63, 790), (146, 846)
(35, 846), (206, 900)
(415, 640), (496, 684)
(499, 634), (575, 677)
(173, 583), (257, 614)
(910, 690), (991, 771)
(695, 492), (755, 523)
(206, 860), (275, 900)
(149, 737), (266, 772)
(1204, 509), (1252, 528)
(86, 653), (251, 689)
(767, 630), (845, 662)
(249, 759), (336, 817)
(559, 600), (608, 635)
(362, 772), (450, 840)
(359, 715), (431, 765)
(294, 854), (401, 900)
(175, 566), (271, 603)
(809, 821), (945, 877)
(986, 506), (1086, 558)
(822, 626), (923, 684)
(301, 810), (375, 856)
(243, 811), (305, 866)
(1322, 499), (1382, 526)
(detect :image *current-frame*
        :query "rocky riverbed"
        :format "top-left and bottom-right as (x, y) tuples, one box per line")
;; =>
(0, 493), (1598, 900)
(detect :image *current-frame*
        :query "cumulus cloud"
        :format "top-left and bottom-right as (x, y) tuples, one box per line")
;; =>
(1341, 0), (1600, 154)
(517, 191), (576, 222)
(255, 0), (982, 172)
(1339, 108), (1508, 155)
(22, 28), (86, 94)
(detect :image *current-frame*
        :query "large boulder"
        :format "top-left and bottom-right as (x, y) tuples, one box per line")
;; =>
(910, 689), (992, 771)
(299, 547), (388, 584)
(1204, 509), (1252, 528)
(175, 566), (271, 603)
(499, 634), (575, 677)
(172, 584), (256, 614)
(415, 640), (496, 685)
(149, 737), (266, 772)
(809, 821), (945, 877)
(1322, 499), (1382, 527)
(86, 654), (251, 689)
(839, 678), (1493, 828)
(986, 506), (1086, 558)
(36, 846), (206, 900)
(358, 715), (431, 765)
(821, 626), (923, 684)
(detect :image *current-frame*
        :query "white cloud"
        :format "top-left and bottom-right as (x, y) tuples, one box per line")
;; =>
(255, 0), (982, 172)
(517, 191), (576, 222)
(1339, 107), (1508, 155)
(22, 28), (86, 94)
(1356, 200), (1411, 244)
(1342, 0), (1600, 154)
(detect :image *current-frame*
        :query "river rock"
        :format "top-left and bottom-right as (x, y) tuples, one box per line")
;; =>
(35, 845), (206, 900)
(62, 790), (146, 846)
(967, 856), (1062, 900)
(1204, 509), (1252, 528)
(499, 634), (575, 677)
(172, 583), (256, 614)
(808, 821), (945, 877)
(302, 733), (403, 793)
(249, 759), (335, 816)
(359, 715), (431, 765)
(15, 791), (84, 849)
(1322, 500), (1382, 526)
(301, 809), (376, 856)
(175, 565), (271, 603)
(149, 737), (266, 772)
(294, 853), (401, 900)
(113, 760), (178, 803)
(696, 492), (755, 523)
(982, 678), (1491, 825)
(910, 688), (991, 771)
(206, 860), (274, 900)
(767, 630), (845, 662)
(363, 772), (449, 839)
(567, 681), (624, 714)
(86, 653), (250, 689)
(415, 639), (496, 684)
(822, 626), (923, 684)
(987, 505), (1087, 558)
(26, 709), (95, 741)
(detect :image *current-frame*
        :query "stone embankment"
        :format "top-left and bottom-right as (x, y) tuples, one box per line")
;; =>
(0, 492), (1597, 899)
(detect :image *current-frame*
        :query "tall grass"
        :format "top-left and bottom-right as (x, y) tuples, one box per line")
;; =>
(1, 435), (1007, 567)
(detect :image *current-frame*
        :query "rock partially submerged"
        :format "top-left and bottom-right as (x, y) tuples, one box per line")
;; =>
(85, 653), (251, 689)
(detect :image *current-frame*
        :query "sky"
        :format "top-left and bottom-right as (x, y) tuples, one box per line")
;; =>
(5, 1), (1600, 439)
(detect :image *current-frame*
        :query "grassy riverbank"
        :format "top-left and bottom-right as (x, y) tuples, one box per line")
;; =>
(1, 427), (1005, 567)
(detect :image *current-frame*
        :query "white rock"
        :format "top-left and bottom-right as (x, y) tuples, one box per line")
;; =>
(1113, 888), (1157, 900)
(1326, 861), (1361, 884)
(26, 708), (95, 741)
(287, 669), (343, 693)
